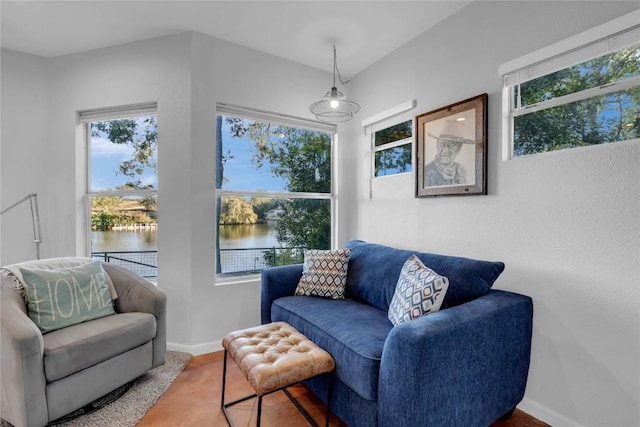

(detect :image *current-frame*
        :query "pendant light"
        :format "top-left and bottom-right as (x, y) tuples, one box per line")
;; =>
(309, 45), (360, 123)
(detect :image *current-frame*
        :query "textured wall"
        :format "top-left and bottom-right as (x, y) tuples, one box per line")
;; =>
(345, 2), (639, 425)
(1, 31), (337, 353)
(2, 2), (638, 425)
(1, 50), (50, 264)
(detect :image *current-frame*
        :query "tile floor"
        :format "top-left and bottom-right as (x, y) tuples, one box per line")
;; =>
(138, 351), (549, 427)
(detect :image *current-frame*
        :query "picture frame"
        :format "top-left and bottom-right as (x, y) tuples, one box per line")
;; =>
(416, 93), (488, 197)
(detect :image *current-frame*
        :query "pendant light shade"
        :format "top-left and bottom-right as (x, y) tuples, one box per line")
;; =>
(309, 46), (360, 123)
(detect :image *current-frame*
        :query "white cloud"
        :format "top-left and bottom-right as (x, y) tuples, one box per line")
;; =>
(91, 137), (134, 160)
(140, 174), (158, 188)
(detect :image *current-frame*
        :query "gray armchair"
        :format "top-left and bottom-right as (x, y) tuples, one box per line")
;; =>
(0, 260), (167, 427)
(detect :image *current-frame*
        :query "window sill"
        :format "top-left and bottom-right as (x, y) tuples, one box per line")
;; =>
(215, 274), (261, 287)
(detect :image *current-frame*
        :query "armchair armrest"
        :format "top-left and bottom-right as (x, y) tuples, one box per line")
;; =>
(379, 290), (533, 427)
(101, 263), (167, 368)
(260, 264), (303, 324)
(0, 281), (48, 427)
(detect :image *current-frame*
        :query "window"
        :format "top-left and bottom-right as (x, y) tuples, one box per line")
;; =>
(372, 120), (413, 177)
(81, 103), (158, 278)
(501, 12), (639, 158)
(215, 105), (336, 278)
(361, 100), (416, 180)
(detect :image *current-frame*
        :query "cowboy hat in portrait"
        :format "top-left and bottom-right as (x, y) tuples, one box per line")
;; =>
(425, 119), (476, 187)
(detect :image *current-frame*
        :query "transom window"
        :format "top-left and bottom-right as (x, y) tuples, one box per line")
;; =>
(372, 120), (413, 177)
(501, 12), (639, 158)
(215, 105), (336, 279)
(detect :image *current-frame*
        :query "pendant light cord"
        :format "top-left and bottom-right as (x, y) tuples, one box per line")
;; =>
(333, 46), (337, 87)
(333, 45), (351, 85)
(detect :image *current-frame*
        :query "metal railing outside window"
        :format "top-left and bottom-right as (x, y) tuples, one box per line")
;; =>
(93, 247), (304, 278)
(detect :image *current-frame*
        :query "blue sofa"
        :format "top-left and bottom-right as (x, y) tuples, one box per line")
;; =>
(261, 240), (533, 427)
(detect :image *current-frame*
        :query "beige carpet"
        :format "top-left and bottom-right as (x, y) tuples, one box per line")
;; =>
(1, 351), (192, 427)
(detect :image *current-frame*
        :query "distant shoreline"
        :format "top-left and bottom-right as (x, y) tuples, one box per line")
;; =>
(111, 223), (157, 231)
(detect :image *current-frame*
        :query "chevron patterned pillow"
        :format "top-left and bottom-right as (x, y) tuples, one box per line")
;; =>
(295, 248), (351, 299)
(388, 255), (449, 326)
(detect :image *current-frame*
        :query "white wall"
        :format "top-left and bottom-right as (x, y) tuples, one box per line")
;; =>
(170, 33), (346, 349)
(345, 2), (639, 426)
(0, 50), (50, 264)
(2, 2), (639, 425)
(0, 31), (341, 353)
(42, 33), (198, 345)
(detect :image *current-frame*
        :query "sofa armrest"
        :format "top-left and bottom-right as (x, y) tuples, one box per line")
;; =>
(101, 263), (167, 368)
(260, 264), (303, 324)
(379, 290), (533, 427)
(0, 283), (48, 427)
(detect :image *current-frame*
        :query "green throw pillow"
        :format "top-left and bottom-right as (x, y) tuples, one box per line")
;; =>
(21, 261), (115, 334)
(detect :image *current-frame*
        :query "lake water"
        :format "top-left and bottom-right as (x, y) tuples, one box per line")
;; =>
(91, 224), (279, 253)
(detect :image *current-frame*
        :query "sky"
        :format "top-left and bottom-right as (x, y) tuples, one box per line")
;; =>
(90, 136), (156, 191)
(218, 118), (287, 192)
(90, 116), (286, 192)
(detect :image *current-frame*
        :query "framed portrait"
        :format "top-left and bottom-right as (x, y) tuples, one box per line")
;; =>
(416, 93), (488, 197)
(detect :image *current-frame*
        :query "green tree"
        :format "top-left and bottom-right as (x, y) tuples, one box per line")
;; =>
(91, 116), (157, 189)
(90, 194), (156, 231)
(141, 196), (157, 212)
(224, 118), (332, 250)
(375, 145), (412, 176)
(274, 199), (330, 249)
(250, 197), (281, 222)
(373, 121), (412, 176)
(216, 115), (223, 273)
(91, 195), (120, 231)
(260, 127), (331, 249)
(91, 195), (121, 213)
(220, 197), (258, 225)
(515, 46), (639, 156)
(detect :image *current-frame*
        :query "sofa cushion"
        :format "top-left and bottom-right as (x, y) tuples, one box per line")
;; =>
(295, 248), (351, 300)
(42, 312), (156, 382)
(388, 255), (449, 326)
(344, 239), (505, 311)
(272, 296), (392, 401)
(21, 261), (116, 333)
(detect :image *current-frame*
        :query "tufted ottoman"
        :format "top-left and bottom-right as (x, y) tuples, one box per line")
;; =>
(221, 321), (335, 427)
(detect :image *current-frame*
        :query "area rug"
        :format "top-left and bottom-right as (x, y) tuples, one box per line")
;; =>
(1, 351), (192, 427)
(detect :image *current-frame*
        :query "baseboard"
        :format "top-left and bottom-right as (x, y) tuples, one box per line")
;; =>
(167, 339), (223, 356)
(518, 397), (583, 427)
(167, 342), (580, 425)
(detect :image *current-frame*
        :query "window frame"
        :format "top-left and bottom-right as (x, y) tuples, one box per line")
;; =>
(80, 103), (158, 276)
(500, 11), (640, 160)
(215, 104), (337, 282)
(371, 120), (414, 179)
(361, 100), (417, 180)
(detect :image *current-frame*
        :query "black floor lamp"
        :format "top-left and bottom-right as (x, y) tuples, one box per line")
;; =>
(1, 193), (43, 259)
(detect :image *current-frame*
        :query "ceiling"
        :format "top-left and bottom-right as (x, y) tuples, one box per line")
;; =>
(0, 1), (471, 76)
